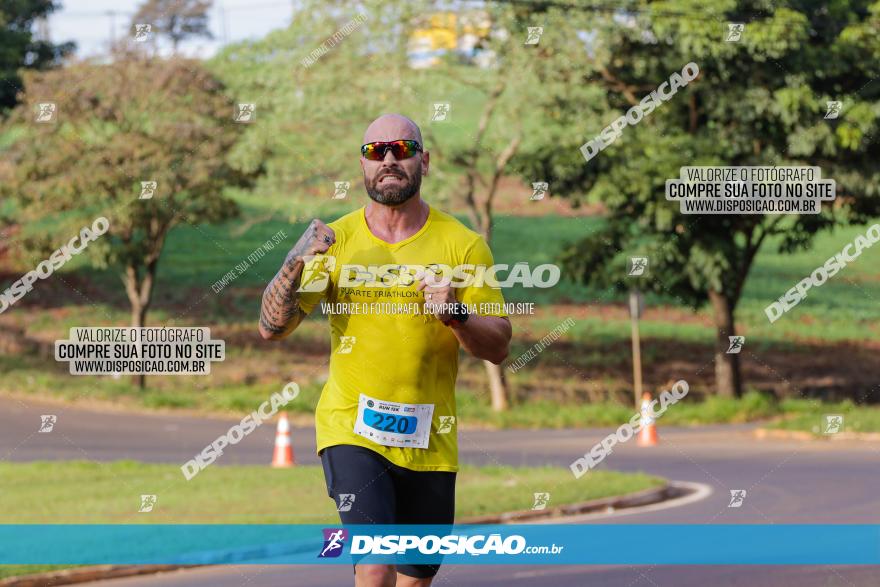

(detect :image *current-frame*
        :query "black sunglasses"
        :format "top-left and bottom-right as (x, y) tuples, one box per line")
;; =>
(361, 140), (423, 161)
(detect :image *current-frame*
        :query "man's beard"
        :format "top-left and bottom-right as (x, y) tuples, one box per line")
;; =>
(365, 170), (422, 205)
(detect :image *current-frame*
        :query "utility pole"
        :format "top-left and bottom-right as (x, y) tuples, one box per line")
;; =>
(218, 3), (229, 46)
(629, 288), (644, 409)
(106, 10), (117, 50)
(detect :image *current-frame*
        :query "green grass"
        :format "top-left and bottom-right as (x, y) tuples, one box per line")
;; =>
(3, 346), (874, 430)
(461, 391), (880, 432)
(0, 352), (326, 416)
(478, 392), (880, 436)
(0, 565), (79, 581)
(6, 204), (879, 344)
(35, 211), (876, 339)
(457, 390), (785, 429)
(489, 215), (880, 340)
(0, 461), (663, 523)
(0, 460), (662, 579)
(767, 398), (880, 435)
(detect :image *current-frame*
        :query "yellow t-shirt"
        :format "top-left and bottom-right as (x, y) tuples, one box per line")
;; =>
(299, 204), (507, 472)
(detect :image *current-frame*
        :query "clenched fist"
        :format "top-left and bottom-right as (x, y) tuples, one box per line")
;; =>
(417, 277), (459, 325)
(289, 219), (336, 263)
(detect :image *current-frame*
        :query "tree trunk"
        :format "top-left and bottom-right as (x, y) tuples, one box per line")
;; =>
(477, 217), (508, 412)
(484, 360), (508, 411)
(131, 302), (148, 390)
(123, 260), (158, 391)
(458, 77), (520, 413)
(708, 288), (742, 398)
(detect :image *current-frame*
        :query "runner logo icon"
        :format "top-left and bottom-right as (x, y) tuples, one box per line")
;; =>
(728, 490), (746, 508)
(299, 255), (335, 292)
(726, 336), (745, 354)
(337, 493), (356, 512)
(319, 528), (348, 558)
(437, 416), (455, 434)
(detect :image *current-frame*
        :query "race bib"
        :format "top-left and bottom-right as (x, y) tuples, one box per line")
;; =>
(353, 393), (434, 449)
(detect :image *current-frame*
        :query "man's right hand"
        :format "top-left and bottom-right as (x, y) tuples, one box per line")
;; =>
(290, 219), (336, 263)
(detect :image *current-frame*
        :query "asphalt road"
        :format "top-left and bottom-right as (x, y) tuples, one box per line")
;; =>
(2, 395), (879, 586)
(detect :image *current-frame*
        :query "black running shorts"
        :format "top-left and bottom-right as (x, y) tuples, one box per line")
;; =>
(319, 443), (457, 578)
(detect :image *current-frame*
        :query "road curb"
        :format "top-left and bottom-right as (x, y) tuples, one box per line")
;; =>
(0, 484), (679, 586)
(754, 427), (880, 441)
(459, 482), (673, 524)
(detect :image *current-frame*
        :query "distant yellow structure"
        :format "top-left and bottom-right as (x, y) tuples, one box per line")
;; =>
(408, 11), (492, 69)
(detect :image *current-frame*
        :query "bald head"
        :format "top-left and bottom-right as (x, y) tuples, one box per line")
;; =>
(363, 113), (423, 146)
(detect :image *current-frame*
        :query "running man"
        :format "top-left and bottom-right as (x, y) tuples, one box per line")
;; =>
(259, 113), (512, 587)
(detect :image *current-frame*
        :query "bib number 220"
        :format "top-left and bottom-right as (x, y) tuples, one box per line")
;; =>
(354, 393), (434, 449)
(365, 408), (417, 434)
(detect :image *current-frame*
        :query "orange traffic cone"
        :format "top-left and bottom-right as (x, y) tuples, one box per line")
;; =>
(272, 413), (295, 467)
(637, 392), (659, 447)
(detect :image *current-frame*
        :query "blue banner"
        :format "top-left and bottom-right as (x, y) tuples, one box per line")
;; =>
(1, 524), (878, 565)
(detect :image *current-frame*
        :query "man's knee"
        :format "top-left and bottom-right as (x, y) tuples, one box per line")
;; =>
(355, 563), (396, 587)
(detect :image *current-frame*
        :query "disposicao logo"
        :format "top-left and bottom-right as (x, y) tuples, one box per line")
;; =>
(319, 528), (348, 558)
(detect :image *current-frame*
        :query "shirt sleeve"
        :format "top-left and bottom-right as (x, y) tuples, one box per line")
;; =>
(458, 236), (508, 318)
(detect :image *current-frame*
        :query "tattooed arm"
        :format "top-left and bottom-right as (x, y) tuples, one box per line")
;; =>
(259, 219), (335, 340)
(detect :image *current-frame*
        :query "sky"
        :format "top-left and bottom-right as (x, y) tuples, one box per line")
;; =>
(48, 0), (297, 58)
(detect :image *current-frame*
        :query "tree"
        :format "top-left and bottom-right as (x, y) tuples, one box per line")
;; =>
(518, 0), (880, 396)
(210, 0), (432, 215)
(131, 0), (213, 52)
(426, 3), (612, 411)
(0, 52), (251, 387)
(0, 0), (74, 112)
(210, 0), (602, 411)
